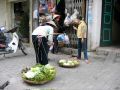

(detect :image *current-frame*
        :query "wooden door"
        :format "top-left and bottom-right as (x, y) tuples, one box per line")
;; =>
(100, 0), (113, 46)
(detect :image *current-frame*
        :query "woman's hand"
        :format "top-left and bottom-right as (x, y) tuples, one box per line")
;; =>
(48, 41), (54, 46)
(73, 26), (77, 30)
(81, 38), (84, 43)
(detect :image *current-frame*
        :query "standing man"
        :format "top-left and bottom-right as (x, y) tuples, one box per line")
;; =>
(32, 21), (57, 65)
(72, 17), (90, 64)
(51, 14), (61, 53)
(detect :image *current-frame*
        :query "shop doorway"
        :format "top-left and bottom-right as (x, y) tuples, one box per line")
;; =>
(65, 0), (86, 48)
(14, 1), (29, 43)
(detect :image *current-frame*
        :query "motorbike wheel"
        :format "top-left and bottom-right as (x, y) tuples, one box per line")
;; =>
(18, 41), (27, 55)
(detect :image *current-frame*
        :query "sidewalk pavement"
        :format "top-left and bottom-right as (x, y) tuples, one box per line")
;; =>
(0, 47), (119, 90)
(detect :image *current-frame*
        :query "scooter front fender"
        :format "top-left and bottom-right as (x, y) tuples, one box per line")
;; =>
(8, 32), (19, 53)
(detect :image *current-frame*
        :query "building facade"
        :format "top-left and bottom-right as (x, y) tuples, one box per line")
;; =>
(0, 0), (32, 44)
(87, 0), (120, 50)
(0, 0), (119, 51)
(65, 0), (120, 51)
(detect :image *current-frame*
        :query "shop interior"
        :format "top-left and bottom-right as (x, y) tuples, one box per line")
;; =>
(14, 1), (29, 43)
(112, 0), (120, 46)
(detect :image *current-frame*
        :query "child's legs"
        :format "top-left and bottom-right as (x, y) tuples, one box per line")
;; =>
(82, 38), (88, 60)
(77, 38), (82, 59)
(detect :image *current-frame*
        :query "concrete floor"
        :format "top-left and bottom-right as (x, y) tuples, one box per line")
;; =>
(0, 47), (120, 90)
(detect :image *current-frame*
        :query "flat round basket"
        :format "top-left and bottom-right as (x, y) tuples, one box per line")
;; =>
(21, 68), (56, 85)
(58, 59), (80, 68)
(59, 64), (79, 68)
(22, 77), (49, 84)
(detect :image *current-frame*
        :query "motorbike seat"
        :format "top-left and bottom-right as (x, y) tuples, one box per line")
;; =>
(0, 44), (6, 48)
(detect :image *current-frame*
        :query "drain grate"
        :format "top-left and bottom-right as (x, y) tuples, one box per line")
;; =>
(0, 81), (9, 90)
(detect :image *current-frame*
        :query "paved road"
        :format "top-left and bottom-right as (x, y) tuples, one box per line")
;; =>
(0, 47), (120, 90)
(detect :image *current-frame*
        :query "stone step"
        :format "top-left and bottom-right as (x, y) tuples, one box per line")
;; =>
(96, 47), (120, 57)
(60, 47), (106, 59)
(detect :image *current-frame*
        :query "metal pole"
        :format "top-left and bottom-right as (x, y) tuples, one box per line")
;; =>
(29, 0), (33, 46)
(37, 0), (39, 26)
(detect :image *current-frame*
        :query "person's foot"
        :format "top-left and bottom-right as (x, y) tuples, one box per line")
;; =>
(85, 60), (90, 64)
(72, 57), (81, 60)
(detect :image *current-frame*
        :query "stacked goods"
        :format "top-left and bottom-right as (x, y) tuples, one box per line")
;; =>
(21, 64), (56, 84)
(58, 59), (80, 68)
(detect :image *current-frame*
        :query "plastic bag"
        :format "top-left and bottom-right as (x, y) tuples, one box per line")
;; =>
(49, 45), (53, 51)
(64, 34), (70, 44)
(57, 34), (65, 42)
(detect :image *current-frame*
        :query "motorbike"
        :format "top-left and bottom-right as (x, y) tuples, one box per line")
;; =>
(0, 26), (27, 57)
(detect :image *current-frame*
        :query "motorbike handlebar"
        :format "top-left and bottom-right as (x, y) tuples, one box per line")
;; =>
(5, 27), (18, 33)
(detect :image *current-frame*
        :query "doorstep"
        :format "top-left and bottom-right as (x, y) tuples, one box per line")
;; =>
(96, 46), (120, 57)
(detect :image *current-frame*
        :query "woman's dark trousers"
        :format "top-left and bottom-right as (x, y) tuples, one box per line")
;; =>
(32, 35), (49, 65)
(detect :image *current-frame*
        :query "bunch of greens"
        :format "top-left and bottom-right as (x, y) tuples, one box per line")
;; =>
(22, 64), (56, 83)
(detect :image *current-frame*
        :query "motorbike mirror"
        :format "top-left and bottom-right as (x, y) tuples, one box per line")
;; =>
(0, 26), (5, 31)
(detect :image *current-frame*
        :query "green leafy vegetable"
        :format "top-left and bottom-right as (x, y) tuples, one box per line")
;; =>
(22, 64), (56, 82)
